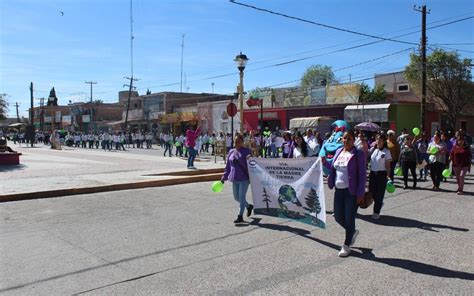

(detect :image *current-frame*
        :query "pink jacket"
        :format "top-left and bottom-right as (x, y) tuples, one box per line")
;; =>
(185, 127), (201, 148)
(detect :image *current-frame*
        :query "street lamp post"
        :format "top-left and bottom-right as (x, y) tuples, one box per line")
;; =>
(234, 52), (249, 135)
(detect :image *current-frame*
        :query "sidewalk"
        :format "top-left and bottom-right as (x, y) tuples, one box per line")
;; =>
(1, 143), (226, 201)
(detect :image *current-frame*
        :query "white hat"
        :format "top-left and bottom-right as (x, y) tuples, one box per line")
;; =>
(387, 130), (395, 136)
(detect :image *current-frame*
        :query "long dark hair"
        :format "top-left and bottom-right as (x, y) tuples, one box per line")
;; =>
(294, 131), (308, 157)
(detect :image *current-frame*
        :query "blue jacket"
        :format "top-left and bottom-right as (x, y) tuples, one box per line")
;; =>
(326, 147), (366, 198)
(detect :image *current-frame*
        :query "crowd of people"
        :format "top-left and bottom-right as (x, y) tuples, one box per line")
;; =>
(220, 126), (472, 258)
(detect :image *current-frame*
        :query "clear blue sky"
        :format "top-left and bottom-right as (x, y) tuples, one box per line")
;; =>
(1, 0), (473, 118)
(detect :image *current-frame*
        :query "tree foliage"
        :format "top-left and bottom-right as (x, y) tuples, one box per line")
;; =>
(0, 94), (8, 120)
(301, 65), (335, 89)
(359, 82), (387, 103)
(405, 49), (473, 125)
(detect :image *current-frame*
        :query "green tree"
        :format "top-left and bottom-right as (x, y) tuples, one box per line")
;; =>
(359, 82), (387, 103)
(303, 187), (321, 214)
(301, 65), (335, 89)
(0, 94), (8, 120)
(405, 49), (473, 127)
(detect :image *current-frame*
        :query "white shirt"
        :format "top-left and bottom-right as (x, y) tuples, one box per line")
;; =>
(293, 147), (303, 158)
(334, 150), (352, 189)
(305, 136), (320, 156)
(370, 148), (392, 172)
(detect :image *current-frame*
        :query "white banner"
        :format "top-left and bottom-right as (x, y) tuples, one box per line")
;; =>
(82, 114), (91, 123)
(248, 157), (326, 228)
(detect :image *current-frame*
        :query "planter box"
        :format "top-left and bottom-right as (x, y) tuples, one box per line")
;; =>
(0, 153), (22, 165)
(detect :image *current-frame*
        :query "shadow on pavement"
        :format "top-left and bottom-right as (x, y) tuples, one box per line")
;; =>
(250, 218), (474, 281)
(357, 214), (469, 232)
(0, 164), (27, 172)
(352, 248), (474, 281)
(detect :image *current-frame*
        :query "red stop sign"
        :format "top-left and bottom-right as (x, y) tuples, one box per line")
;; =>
(227, 103), (238, 117)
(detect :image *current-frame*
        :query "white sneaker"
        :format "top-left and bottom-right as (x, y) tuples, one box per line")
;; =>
(371, 213), (380, 220)
(338, 245), (351, 257)
(350, 230), (359, 246)
(190, 166), (197, 170)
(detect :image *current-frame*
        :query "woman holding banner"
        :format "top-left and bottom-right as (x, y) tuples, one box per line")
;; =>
(221, 134), (254, 224)
(292, 132), (309, 158)
(324, 130), (366, 257)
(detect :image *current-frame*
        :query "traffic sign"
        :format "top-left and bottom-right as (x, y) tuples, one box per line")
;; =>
(227, 103), (238, 117)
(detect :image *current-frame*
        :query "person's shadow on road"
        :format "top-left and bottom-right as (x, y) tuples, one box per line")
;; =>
(356, 214), (470, 232)
(351, 247), (474, 281)
(249, 218), (474, 281)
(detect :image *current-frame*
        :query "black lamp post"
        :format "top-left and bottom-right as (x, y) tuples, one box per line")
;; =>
(234, 52), (249, 135)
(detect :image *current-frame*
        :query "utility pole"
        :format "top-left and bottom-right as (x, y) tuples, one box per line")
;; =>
(85, 81), (97, 132)
(211, 82), (215, 93)
(123, 76), (139, 132)
(29, 82), (34, 147)
(180, 34), (185, 92)
(414, 5), (430, 132)
(15, 102), (20, 123)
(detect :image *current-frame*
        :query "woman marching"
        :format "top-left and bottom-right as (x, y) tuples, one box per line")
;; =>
(399, 135), (418, 189)
(428, 131), (447, 191)
(292, 131), (309, 158)
(325, 130), (367, 257)
(450, 135), (472, 195)
(369, 133), (392, 219)
(221, 133), (253, 224)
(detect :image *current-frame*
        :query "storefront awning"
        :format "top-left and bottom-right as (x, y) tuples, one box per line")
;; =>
(289, 116), (333, 130)
(344, 104), (390, 123)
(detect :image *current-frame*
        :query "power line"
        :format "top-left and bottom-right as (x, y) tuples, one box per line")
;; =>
(229, 0), (418, 45)
(139, 15), (472, 91)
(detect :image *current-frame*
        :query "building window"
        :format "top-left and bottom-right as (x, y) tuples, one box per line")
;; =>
(397, 83), (410, 93)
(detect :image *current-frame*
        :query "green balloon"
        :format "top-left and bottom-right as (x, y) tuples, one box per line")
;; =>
(386, 181), (396, 193)
(412, 127), (420, 136)
(429, 146), (439, 155)
(442, 169), (451, 178)
(211, 181), (224, 193)
(395, 167), (403, 176)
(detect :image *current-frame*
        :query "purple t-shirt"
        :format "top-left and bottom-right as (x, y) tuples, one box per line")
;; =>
(221, 147), (251, 182)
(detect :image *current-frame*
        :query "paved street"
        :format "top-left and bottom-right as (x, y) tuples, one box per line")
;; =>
(1, 170), (473, 295)
(1, 142), (225, 196)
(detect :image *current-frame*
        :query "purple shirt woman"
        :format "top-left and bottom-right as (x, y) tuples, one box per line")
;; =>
(221, 134), (253, 223)
(324, 130), (366, 258)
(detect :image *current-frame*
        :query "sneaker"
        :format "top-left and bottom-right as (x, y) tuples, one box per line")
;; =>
(189, 166), (197, 170)
(457, 191), (463, 195)
(371, 213), (380, 220)
(234, 215), (244, 223)
(338, 245), (351, 257)
(350, 230), (359, 246)
(246, 204), (253, 217)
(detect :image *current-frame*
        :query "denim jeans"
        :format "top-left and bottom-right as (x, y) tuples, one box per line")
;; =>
(232, 180), (250, 216)
(334, 188), (358, 246)
(187, 147), (197, 167)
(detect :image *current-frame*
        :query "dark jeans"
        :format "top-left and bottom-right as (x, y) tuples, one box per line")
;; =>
(164, 143), (172, 156)
(389, 160), (397, 181)
(430, 161), (444, 187)
(334, 188), (358, 246)
(176, 145), (183, 157)
(401, 160), (417, 187)
(187, 147), (197, 167)
(369, 171), (387, 214)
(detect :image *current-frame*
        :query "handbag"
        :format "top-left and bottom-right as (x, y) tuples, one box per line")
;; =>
(358, 191), (374, 209)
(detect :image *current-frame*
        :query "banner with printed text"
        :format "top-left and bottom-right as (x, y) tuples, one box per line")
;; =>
(247, 157), (326, 228)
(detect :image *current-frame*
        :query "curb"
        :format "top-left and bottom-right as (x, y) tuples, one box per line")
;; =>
(0, 172), (223, 203)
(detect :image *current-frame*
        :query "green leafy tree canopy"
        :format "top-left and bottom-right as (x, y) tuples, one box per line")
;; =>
(405, 49), (473, 126)
(359, 82), (387, 103)
(0, 94), (8, 120)
(301, 65), (335, 89)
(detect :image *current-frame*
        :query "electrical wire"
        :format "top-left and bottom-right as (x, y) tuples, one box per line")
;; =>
(229, 0), (418, 45)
